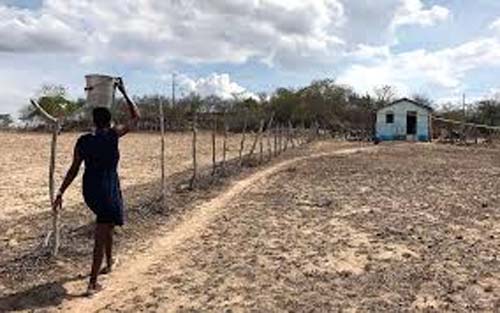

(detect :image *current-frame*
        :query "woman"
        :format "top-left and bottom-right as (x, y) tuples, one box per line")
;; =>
(53, 79), (140, 294)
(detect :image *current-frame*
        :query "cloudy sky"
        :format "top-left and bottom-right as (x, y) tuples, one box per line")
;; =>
(1, 0), (500, 115)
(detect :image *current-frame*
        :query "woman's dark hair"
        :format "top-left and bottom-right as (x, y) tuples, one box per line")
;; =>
(92, 107), (112, 128)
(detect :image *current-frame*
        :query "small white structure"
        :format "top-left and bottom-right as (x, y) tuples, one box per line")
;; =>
(376, 98), (433, 142)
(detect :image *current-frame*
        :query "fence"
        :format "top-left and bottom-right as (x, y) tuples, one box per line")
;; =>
(432, 116), (500, 144)
(170, 109), (318, 190)
(28, 100), (320, 256)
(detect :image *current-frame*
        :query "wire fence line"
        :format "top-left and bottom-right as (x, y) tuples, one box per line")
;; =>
(25, 103), (322, 256)
(21, 98), (500, 256)
(432, 116), (500, 144)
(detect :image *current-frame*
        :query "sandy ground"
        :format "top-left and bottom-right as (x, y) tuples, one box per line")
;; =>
(0, 131), (253, 220)
(2, 140), (500, 312)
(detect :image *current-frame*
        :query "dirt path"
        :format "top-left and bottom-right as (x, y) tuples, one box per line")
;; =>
(55, 144), (375, 312)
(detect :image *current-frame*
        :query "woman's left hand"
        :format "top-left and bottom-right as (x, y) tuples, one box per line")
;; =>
(53, 192), (63, 210)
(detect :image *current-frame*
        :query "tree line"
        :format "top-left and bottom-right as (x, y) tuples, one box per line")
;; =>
(8, 80), (500, 135)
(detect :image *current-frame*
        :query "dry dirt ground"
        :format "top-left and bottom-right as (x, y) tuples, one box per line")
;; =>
(0, 130), (321, 310)
(0, 131), (254, 221)
(2, 140), (500, 312)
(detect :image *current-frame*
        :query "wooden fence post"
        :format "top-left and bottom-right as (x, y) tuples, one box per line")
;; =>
(288, 121), (295, 149)
(247, 118), (265, 161)
(259, 137), (264, 164)
(211, 115), (217, 175)
(278, 123), (283, 154)
(30, 99), (60, 256)
(267, 128), (272, 160)
(276, 124), (280, 154)
(277, 125), (281, 155)
(238, 114), (248, 167)
(222, 112), (228, 171)
(189, 110), (198, 189)
(49, 121), (60, 256)
(159, 97), (166, 201)
(300, 121), (306, 145)
(281, 124), (285, 152)
(266, 114), (274, 160)
(284, 122), (289, 151)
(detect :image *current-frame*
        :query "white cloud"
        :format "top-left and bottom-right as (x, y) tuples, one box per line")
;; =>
(339, 37), (500, 96)
(392, 0), (450, 28)
(489, 17), (500, 32)
(351, 44), (391, 60)
(336, 0), (449, 47)
(0, 0), (457, 114)
(1, 0), (346, 68)
(0, 4), (83, 52)
(0, 0), (450, 67)
(178, 73), (258, 100)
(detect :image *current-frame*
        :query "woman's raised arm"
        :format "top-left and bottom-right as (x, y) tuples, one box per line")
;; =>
(114, 78), (141, 137)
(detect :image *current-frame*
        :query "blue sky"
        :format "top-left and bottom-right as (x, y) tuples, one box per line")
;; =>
(1, 0), (500, 115)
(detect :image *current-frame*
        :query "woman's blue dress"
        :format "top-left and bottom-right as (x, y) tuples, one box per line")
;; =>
(76, 128), (124, 226)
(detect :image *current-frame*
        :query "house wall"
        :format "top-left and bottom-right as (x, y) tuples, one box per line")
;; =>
(376, 101), (430, 141)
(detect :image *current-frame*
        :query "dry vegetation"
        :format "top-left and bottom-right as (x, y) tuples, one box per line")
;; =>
(1, 136), (500, 312)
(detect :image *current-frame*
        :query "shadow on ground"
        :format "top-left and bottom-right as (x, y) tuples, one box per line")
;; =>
(0, 275), (88, 312)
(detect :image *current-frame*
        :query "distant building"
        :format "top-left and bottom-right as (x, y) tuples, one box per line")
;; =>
(375, 98), (433, 142)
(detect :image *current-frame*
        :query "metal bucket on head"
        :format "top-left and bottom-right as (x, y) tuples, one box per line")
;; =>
(85, 74), (117, 108)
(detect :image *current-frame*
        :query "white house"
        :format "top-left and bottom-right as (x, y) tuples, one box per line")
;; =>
(375, 98), (433, 142)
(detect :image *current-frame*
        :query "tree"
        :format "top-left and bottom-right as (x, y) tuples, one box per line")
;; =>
(0, 114), (13, 128)
(201, 95), (224, 113)
(20, 84), (83, 123)
(374, 85), (397, 107)
(299, 79), (352, 130)
(472, 99), (500, 126)
(270, 87), (300, 123)
(411, 93), (434, 109)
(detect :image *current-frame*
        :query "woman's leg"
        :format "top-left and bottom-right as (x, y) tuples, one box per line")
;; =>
(104, 224), (114, 269)
(89, 223), (107, 289)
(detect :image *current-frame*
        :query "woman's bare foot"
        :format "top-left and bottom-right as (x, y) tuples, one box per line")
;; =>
(100, 257), (119, 275)
(85, 282), (103, 297)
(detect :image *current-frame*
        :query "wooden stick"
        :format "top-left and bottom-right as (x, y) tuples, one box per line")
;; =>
(31, 99), (60, 256)
(299, 121), (305, 145)
(50, 122), (60, 256)
(265, 114), (274, 160)
(259, 137), (264, 164)
(288, 121), (295, 149)
(211, 115), (217, 175)
(273, 125), (278, 157)
(159, 97), (166, 200)
(267, 125), (273, 160)
(278, 124), (283, 153)
(30, 99), (58, 123)
(189, 111), (198, 189)
(283, 125), (290, 151)
(276, 124), (280, 154)
(247, 119), (265, 160)
(222, 112), (228, 170)
(238, 114), (248, 167)
(281, 124), (285, 152)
